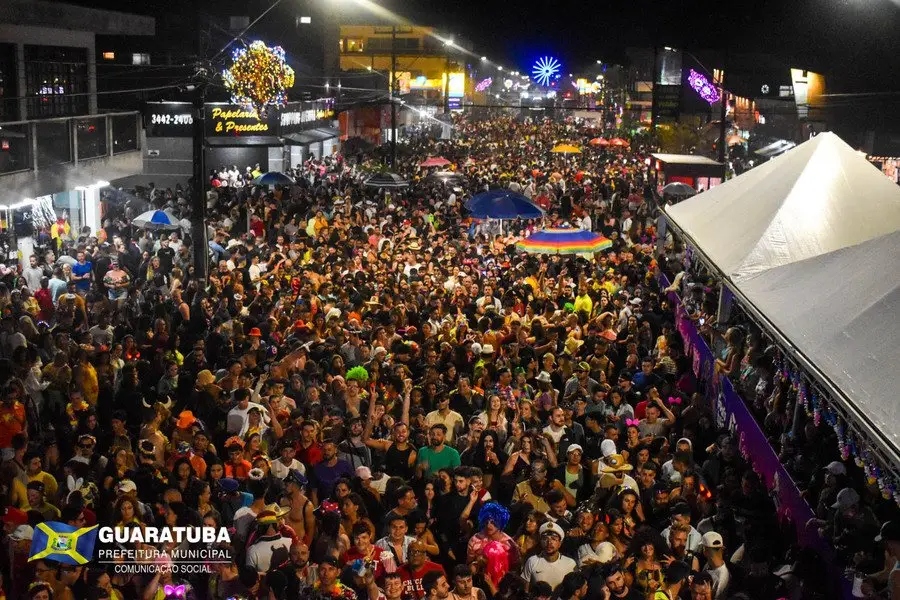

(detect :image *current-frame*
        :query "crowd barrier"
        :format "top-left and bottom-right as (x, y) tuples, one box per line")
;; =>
(659, 274), (851, 598)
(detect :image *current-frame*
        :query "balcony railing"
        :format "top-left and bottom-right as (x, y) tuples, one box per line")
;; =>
(0, 111), (141, 176)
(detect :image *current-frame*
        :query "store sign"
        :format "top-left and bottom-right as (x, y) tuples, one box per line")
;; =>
(652, 84), (681, 125)
(144, 102), (194, 137)
(145, 101), (334, 139)
(205, 105), (276, 136)
(279, 101), (336, 135)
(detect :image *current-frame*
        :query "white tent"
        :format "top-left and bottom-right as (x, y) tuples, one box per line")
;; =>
(737, 231), (900, 456)
(665, 132), (900, 282)
(664, 132), (900, 464)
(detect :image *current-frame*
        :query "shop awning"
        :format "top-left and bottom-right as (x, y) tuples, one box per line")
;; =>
(312, 126), (340, 138)
(283, 127), (340, 145)
(206, 136), (283, 147)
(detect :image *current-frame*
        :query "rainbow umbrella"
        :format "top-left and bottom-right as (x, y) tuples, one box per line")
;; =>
(516, 227), (612, 255)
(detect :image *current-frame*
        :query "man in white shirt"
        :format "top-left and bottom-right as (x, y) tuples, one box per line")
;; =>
(425, 396), (464, 443)
(701, 531), (731, 599)
(522, 522), (576, 591)
(270, 442), (306, 480)
(246, 507), (291, 574)
(227, 388), (269, 435)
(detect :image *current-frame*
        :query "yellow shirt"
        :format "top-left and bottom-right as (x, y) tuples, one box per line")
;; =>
(573, 294), (593, 317)
(27, 471), (59, 502)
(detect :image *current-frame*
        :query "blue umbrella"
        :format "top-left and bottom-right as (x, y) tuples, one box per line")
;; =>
(131, 209), (181, 231)
(465, 190), (545, 220)
(252, 171), (295, 186)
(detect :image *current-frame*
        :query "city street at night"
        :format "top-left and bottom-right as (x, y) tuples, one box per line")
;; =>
(0, 1), (899, 600)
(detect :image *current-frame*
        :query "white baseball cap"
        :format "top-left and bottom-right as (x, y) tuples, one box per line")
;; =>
(600, 439), (617, 458)
(701, 531), (723, 548)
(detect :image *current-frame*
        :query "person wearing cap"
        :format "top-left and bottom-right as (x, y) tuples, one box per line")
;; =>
(25, 480), (60, 521)
(700, 531), (730, 599)
(873, 520), (900, 598)
(227, 387), (270, 436)
(522, 521), (576, 592)
(425, 394), (464, 445)
(543, 406), (583, 464)
(551, 443), (592, 507)
(246, 506), (292, 574)
(563, 361), (600, 404)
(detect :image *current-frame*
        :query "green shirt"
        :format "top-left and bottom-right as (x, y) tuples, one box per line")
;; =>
(416, 444), (461, 476)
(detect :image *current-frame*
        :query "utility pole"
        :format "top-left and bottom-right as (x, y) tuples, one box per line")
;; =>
(390, 24), (397, 167)
(718, 68), (727, 164)
(444, 45), (451, 114)
(190, 73), (209, 281)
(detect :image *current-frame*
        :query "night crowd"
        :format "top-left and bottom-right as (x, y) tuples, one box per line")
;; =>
(0, 113), (895, 600)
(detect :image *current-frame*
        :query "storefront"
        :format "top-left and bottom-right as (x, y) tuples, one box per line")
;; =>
(279, 101), (339, 165)
(143, 100), (338, 179)
(650, 153), (725, 193)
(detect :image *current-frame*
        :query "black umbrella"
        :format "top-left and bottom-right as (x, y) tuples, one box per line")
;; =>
(661, 182), (696, 196)
(364, 173), (409, 188)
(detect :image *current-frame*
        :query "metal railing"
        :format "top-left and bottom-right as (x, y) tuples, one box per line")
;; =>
(0, 111), (141, 176)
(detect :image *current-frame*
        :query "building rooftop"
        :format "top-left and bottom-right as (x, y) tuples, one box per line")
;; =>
(0, 0), (155, 35)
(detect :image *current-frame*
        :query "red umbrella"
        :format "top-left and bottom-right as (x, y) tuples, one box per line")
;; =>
(589, 137), (609, 147)
(609, 138), (630, 147)
(420, 157), (451, 168)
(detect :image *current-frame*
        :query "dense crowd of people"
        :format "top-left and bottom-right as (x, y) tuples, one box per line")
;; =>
(0, 112), (893, 600)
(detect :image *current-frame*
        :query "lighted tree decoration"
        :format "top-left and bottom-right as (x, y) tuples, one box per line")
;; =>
(222, 41), (295, 117)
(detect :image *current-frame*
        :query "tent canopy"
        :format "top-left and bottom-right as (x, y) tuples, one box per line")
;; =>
(665, 131), (900, 464)
(665, 132), (900, 282)
(737, 231), (900, 457)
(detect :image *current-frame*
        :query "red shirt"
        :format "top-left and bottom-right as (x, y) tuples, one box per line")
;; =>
(296, 441), (323, 469)
(397, 561), (445, 600)
(34, 288), (54, 322)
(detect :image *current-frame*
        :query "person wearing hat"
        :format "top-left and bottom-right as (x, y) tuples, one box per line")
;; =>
(563, 361), (600, 404)
(26, 480), (60, 521)
(700, 532), (730, 599)
(551, 443), (593, 507)
(246, 506), (292, 574)
(522, 521), (576, 592)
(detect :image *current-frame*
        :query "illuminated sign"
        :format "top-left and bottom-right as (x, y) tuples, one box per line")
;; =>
(532, 56), (562, 87)
(687, 69), (720, 104)
(208, 106), (271, 135)
(448, 73), (464, 98)
(475, 78), (492, 92)
(574, 78), (601, 95)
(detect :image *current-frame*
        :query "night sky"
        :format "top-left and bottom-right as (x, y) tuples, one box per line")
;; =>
(70, 0), (900, 93)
